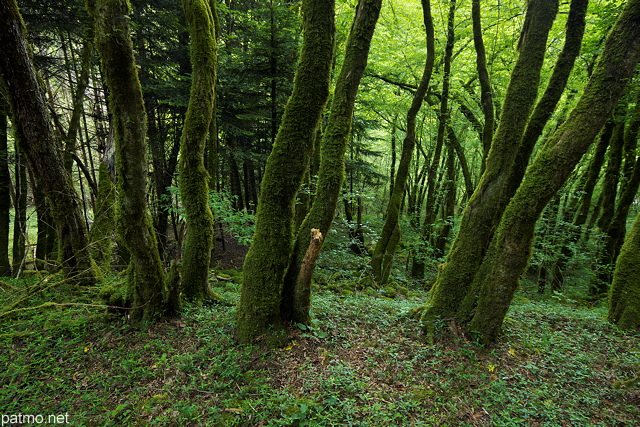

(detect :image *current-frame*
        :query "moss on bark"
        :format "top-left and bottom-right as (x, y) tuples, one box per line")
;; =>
(236, 0), (335, 343)
(609, 210), (640, 332)
(179, 0), (217, 303)
(0, 0), (97, 284)
(467, 0), (640, 343)
(281, 0), (382, 323)
(421, 0), (558, 330)
(93, 0), (165, 325)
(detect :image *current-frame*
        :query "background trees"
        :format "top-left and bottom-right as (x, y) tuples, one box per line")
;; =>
(0, 0), (638, 339)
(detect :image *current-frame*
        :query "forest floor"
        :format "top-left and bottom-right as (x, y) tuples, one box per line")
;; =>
(0, 273), (639, 426)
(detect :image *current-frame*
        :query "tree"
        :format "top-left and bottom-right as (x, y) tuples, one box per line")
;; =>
(0, 0), (97, 284)
(281, 0), (383, 323)
(465, 0), (640, 343)
(236, 0), (335, 343)
(93, 0), (166, 324)
(370, 0), (435, 284)
(179, 0), (218, 302)
(608, 208), (640, 331)
(0, 95), (10, 276)
(420, 0), (559, 329)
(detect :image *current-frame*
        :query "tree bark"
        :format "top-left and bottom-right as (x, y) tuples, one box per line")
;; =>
(93, 0), (166, 324)
(179, 0), (217, 303)
(236, 0), (335, 343)
(281, 0), (382, 323)
(608, 208), (640, 332)
(422, 0), (559, 328)
(0, 0), (97, 284)
(0, 98), (10, 276)
(466, 0), (640, 343)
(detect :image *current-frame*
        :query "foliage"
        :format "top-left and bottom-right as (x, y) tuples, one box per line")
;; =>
(163, 187), (255, 246)
(1, 276), (638, 425)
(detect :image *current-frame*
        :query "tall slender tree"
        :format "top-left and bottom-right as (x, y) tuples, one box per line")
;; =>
(370, 0), (435, 284)
(0, 96), (10, 276)
(179, 0), (218, 302)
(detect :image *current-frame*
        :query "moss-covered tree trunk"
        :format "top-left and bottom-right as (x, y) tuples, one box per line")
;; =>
(236, 0), (335, 343)
(608, 209), (640, 332)
(0, 0), (97, 284)
(371, 0), (435, 284)
(0, 98), (10, 276)
(466, 0), (640, 343)
(93, 0), (166, 324)
(179, 0), (217, 303)
(421, 0), (558, 329)
(280, 0), (382, 324)
(504, 0), (588, 200)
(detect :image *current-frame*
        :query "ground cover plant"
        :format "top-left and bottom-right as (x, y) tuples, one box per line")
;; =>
(1, 273), (638, 426)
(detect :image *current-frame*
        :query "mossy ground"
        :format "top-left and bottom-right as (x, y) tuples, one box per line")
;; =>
(1, 272), (638, 426)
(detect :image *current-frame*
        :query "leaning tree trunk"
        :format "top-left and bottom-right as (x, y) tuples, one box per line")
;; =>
(281, 0), (383, 324)
(0, 0), (97, 284)
(608, 208), (640, 332)
(504, 0), (588, 201)
(466, 0), (640, 343)
(236, 0), (335, 343)
(93, 0), (166, 325)
(421, 0), (558, 329)
(371, 0), (435, 284)
(179, 0), (217, 303)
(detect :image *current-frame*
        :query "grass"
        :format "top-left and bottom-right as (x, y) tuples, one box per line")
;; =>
(0, 275), (638, 426)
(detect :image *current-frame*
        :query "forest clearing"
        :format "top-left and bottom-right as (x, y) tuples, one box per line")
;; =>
(1, 0), (640, 424)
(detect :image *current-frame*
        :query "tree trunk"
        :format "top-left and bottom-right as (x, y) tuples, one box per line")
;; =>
(93, 0), (166, 324)
(281, 0), (382, 323)
(0, 0), (97, 284)
(608, 208), (640, 332)
(0, 98), (10, 276)
(89, 161), (116, 272)
(12, 146), (27, 274)
(471, 0), (494, 170)
(371, 0), (435, 284)
(236, 0), (335, 343)
(179, 0), (217, 303)
(504, 0), (588, 201)
(466, 0), (640, 343)
(422, 0), (559, 328)
(412, 0), (456, 278)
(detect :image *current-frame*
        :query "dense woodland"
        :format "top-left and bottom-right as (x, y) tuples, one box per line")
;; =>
(1, 0), (640, 424)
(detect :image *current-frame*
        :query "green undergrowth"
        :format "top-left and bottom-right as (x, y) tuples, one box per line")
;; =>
(0, 275), (638, 426)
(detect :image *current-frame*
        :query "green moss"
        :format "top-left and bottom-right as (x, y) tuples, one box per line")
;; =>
(235, 0), (335, 343)
(609, 210), (640, 331)
(94, 0), (166, 325)
(179, 0), (217, 303)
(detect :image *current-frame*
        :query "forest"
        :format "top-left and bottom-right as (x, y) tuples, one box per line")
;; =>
(1, 0), (639, 424)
